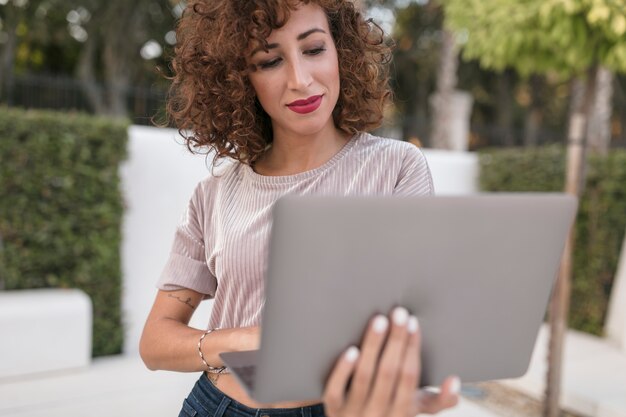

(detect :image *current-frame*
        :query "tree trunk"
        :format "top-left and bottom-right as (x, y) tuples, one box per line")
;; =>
(102, 12), (130, 117)
(414, 81), (430, 145)
(100, 0), (146, 117)
(76, 34), (107, 114)
(402, 79), (430, 144)
(0, 5), (19, 104)
(617, 75), (626, 145)
(567, 77), (585, 132)
(543, 64), (599, 417)
(524, 75), (545, 147)
(75, 0), (136, 117)
(430, 28), (459, 149)
(103, 43), (131, 117)
(587, 67), (613, 156)
(495, 70), (515, 147)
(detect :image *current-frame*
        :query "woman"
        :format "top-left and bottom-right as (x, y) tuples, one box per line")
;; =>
(140, 1), (460, 416)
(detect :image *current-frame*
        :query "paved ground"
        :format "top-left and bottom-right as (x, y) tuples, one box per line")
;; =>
(0, 355), (500, 417)
(0, 356), (192, 417)
(1, 324), (625, 417)
(503, 325), (626, 417)
(461, 381), (584, 417)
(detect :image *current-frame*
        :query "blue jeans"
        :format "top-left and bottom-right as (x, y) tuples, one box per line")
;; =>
(178, 373), (327, 417)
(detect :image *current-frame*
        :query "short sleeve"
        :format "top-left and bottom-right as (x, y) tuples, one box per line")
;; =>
(156, 182), (217, 298)
(393, 145), (435, 196)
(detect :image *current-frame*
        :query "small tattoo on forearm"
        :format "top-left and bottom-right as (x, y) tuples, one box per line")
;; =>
(168, 294), (196, 310)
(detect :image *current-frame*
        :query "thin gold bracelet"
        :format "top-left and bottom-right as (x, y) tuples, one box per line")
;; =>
(197, 329), (229, 374)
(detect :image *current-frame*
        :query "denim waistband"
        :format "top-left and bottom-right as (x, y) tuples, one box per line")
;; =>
(191, 372), (327, 417)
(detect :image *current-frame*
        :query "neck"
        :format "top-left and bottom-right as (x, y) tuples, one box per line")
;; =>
(255, 123), (351, 176)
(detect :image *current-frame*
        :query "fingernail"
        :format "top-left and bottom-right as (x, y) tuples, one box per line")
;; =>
(345, 346), (360, 363)
(392, 307), (409, 326)
(372, 315), (389, 333)
(450, 377), (461, 395)
(408, 315), (419, 333)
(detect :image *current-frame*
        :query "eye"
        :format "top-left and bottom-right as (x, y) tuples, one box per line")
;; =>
(258, 57), (282, 69)
(305, 47), (326, 56)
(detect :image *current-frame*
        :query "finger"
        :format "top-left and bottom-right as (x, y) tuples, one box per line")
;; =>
(366, 308), (414, 413)
(323, 346), (360, 415)
(344, 314), (389, 410)
(416, 376), (461, 414)
(389, 316), (421, 416)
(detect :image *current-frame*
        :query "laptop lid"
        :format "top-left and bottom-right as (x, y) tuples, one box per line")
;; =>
(223, 194), (577, 403)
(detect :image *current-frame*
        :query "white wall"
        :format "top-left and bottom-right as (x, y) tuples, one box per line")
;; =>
(120, 126), (214, 355)
(119, 127), (480, 355)
(422, 149), (479, 195)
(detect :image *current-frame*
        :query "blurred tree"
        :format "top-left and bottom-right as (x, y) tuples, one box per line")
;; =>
(445, 1), (626, 415)
(0, 0), (178, 117)
(365, 0), (465, 149)
(77, 0), (175, 115)
(446, 0), (626, 151)
(391, 1), (442, 143)
(524, 74), (546, 146)
(587, 66), (614, 154)
(429, 22), (459, 149)
(70, 0), (177, 116)
(0, 0), (50, 102)
(0, 1), (20, 102)
(390, 1), (551, 148)
(616, 73), (626, 145)
(1, 0), (93, 91)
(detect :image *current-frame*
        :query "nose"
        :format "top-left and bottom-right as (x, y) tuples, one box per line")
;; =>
(286, 58), (312, 90)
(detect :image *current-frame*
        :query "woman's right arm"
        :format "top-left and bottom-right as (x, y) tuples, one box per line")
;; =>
(139, 288), (260, 372)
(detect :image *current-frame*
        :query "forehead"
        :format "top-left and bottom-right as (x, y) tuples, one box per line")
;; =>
(265, 3), (330, 42)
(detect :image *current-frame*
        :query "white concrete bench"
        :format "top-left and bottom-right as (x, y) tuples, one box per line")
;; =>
(0, 288), (92, 379)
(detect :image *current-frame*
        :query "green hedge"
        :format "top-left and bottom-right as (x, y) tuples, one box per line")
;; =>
(0, 107), (128, 357)
(479, 146), (626, 335)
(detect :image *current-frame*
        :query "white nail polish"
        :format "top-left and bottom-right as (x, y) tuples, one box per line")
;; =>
(408, 316), (419, 333)
(345, 346), (360, 363)
(392, 307), (409, 326)
(450, 377), (461, 395)
(372, 315), (389, 333)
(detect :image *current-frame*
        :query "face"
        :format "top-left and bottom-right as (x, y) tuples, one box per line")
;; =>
(247, 3), (340, 140)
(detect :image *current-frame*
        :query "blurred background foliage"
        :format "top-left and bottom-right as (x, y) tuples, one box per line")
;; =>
(1, 0), (625, 349)
(0, 0), (624, 148)
(0, 0), (180, 122)
(0, 107), (128, 357)
(479, 147), (626, 335)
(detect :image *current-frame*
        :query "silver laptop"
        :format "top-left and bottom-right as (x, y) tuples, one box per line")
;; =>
(220, 194), (578, 403)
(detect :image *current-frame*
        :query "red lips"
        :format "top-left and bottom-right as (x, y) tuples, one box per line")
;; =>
(287, 95), (323, 114)
(288, 95), (322, 106)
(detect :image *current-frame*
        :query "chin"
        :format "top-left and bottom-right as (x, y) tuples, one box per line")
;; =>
(282, 117), (332, 137)
(293, 124), (330, 138)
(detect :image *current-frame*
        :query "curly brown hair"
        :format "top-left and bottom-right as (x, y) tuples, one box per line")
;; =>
(167, 0), (392, 164)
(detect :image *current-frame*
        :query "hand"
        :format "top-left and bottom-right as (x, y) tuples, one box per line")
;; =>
(323, 307), (460, 417)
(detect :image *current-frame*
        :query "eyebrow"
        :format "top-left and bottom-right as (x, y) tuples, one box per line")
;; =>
(251, 28), (327, 56)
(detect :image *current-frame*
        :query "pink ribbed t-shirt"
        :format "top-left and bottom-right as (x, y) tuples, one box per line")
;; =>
(157, 132), (434, 329)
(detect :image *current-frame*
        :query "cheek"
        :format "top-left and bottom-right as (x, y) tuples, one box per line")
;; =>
(323, 52), (340, 89)
(322, 69), (340, 104)
(250, 76), (271, 101)
(250, 74), (281, 115)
